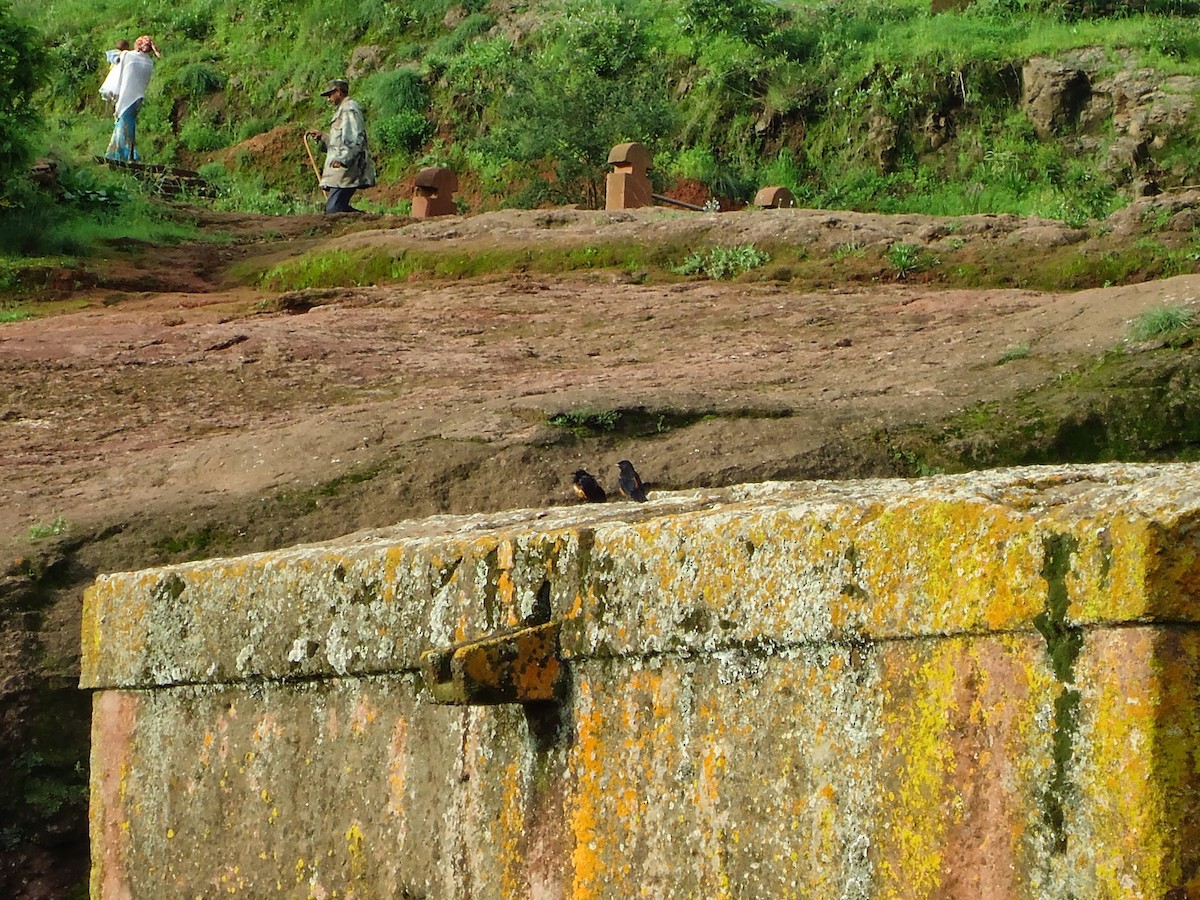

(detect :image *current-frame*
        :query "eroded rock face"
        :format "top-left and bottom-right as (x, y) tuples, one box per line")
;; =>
(1022, 52), (1200, 189)
(1023, 58), (1093, 138)
(83, 464), (1200, 899)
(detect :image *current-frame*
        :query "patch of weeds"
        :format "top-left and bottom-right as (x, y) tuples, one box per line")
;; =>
(1033, 533), (1082, 854)
(890, 445), (944, 477)
(832, 241), (865, 261)
(28, 515), (68, 541)
(1140, 205), (1173, 230)
(154, 523), (232, 560)
(548, 408), (621, 435)
(1128, 304), (1196, 342)
(0, 304), (32, 323)
(885, 242), (937, 280)
(673, 244), (770, 280)
(997, 343), (1031, 365)
(316, 462), (387, 497)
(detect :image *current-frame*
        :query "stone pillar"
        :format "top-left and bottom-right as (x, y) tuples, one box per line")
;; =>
(605, 142), (653, 210)
(411, 166), (458, 218)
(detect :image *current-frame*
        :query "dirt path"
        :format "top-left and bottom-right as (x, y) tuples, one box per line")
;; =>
(5, 205), (1195, 558)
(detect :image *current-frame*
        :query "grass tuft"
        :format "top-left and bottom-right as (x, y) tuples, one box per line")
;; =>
(1128, 305), (1197, 342)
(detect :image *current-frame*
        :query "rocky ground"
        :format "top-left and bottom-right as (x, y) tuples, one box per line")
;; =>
(3, 197), (1200, 897)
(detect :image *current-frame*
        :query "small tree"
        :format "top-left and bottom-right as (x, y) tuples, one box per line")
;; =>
(0, 3), (46, 200)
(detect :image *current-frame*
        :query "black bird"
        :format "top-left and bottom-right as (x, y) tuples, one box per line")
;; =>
(572, 469), (607, 503)
(616, 460), (647, 502)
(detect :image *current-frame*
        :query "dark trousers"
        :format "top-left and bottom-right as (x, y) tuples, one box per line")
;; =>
(324, 187), (359, 214)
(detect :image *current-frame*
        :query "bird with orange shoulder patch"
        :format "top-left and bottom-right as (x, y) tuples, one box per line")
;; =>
(572, 469), (607, 503)
(616, 460), (647, 502)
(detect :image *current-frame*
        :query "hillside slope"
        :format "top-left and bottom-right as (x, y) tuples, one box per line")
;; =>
(3, 195), (1200, 896)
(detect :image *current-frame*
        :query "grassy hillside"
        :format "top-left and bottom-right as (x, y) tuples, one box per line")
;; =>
(11, 0), (1200, 220)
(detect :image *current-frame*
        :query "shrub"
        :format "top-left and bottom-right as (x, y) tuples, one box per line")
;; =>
(362, 68), (428, 119)
(0, 6), (46, 197)
(374, 110), (432, 153)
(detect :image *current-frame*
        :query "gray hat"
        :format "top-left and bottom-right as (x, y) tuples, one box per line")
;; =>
(320, 79), (349, 97)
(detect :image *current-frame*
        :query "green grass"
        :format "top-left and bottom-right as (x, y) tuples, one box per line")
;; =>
(997, 343), (1032, 365)
(1128, 304), (1198, 341)
(257, 240), (669, 290)
(0, 304), (33, 322)
(12, 0), (1200, 225)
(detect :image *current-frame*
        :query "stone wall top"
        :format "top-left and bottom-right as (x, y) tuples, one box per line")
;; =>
(81, 463), (1200, 690)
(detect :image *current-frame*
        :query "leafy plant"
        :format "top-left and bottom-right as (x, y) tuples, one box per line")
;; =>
(674, 244), (770, 279)
(28, 515), (68, 540)
(0, 5), (47, 201)
(548, 408), (620, 434)
(885, 242), (926, 278)
(56, 166), (130, 210)
(375, 110), (433, 153)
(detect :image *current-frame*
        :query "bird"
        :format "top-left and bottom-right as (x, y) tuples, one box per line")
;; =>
(571, 469), (607, 503)
(616, 460), (647, 502)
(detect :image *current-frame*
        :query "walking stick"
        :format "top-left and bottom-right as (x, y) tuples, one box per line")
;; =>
(302, 133), (321, 180)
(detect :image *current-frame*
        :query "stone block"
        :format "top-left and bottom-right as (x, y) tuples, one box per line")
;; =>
(83, 463), (1200, 898)
(412, 166), (457, 218)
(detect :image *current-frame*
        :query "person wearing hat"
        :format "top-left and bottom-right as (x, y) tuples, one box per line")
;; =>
(306, 79), (376, 214)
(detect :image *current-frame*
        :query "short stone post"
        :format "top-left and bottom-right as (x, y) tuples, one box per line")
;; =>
(754, 186), (796, 209)
(605, 142), (653, 210)
(411, 166), (458, 218)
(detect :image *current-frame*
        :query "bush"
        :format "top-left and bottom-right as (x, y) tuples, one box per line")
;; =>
(374, 110), (432, 153)
(361, 68), (428, 119)
(0, 6), (46, 188)
(171, 62), (226, 99)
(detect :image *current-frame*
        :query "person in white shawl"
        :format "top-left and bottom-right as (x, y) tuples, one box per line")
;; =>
(100, 35), (160, 161)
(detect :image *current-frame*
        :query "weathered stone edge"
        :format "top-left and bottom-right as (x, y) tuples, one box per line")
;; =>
(80, 463), (1200, 690)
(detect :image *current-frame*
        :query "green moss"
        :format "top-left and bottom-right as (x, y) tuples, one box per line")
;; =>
(881, 343), (1200, 472)
(1034, 533), (1082, 856)
(153, 523), (234, 560)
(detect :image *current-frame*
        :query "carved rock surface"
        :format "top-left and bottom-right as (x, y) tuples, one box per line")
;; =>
(84, 463), (1200, 899)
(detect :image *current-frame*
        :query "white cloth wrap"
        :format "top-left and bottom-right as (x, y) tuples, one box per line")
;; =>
(100, 51), (155, 120)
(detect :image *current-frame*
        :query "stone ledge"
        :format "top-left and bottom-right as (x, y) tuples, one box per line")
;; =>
(81, 463), (1200, 690)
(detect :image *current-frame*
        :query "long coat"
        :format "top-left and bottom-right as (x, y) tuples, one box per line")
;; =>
(320, 98), (376, 189)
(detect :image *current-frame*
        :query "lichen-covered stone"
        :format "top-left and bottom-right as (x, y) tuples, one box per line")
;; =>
(83, 463), (1200, 898)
